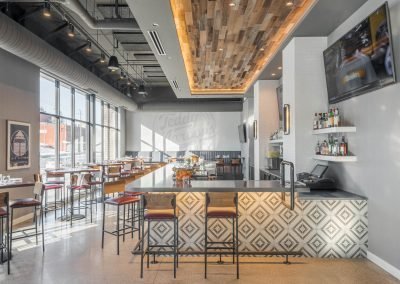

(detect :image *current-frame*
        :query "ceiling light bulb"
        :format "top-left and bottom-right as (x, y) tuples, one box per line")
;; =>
(152, 23), (159, 27)
(278, 66), (282, 70)
(127, 80), (131, 85)
(100, 53), (106, 63)
(85, 41), (92, 52)
(260, 47), (265, 51)
(286, 1), (294, 7)
(219, 48), (223, 51)
(271, 73), (276, 76)
(43, 2), (51, 17)
(229, 2), (236, 7)
(120, 71), (125, 79)
(67, 23), (75, 37)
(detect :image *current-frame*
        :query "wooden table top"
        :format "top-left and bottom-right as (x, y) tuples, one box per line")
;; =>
(45, 168), (100, 174)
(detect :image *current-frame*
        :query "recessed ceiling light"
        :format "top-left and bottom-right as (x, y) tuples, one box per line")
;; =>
(219, 48), (223, 51)
(271, 73), (276, 76)
(152, 23), (159, 27)
(286, 1), (294, 7)
(278, 66), (282, 70)
(229, 2), (236, 7)
(260, 47), (265, 51)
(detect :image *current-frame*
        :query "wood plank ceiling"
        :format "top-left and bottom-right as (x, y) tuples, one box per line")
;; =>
(170, 0), (315, 94)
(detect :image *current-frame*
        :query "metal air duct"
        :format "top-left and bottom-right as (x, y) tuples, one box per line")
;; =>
(0, 12), (138, 111)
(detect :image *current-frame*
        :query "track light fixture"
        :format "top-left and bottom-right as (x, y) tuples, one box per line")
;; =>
(85, 41), (92, 52)
(67, 23), (75, 37)
(107, 55), (119, 71)
(100, 53), (106, 63)
(138, 84), (146, 95)
(43, 1), (51, 17)
(120, 71), (125, 80)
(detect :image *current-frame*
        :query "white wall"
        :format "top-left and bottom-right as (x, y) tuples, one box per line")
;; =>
(241, 97), (254, 180)
(254, 80), (280, 179)
(282, 37), (328, 174)
(327, 0), (400, 273)
(126, 111), (242, 152)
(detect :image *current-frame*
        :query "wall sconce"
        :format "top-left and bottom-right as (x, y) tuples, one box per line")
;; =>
(253, 120), (258, 139)
(283, 104), (290, 135)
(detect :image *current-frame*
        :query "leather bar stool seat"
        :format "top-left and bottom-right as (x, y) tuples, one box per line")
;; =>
(207, 207), (236, 218)
(10, 198), (41, 208)
(144, 208), (179, 220)
(105, 196), (140, 206)
(0, 207), (7, 216)
(44, 184), (63, 190)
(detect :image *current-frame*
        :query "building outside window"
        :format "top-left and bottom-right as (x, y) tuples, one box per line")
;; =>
(39, 73), (120, 170)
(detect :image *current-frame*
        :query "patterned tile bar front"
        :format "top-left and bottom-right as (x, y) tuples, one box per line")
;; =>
(148, 192), (368, 258)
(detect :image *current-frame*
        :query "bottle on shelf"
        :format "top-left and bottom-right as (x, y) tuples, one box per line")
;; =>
(329, 109), (334, 128)
(315, 141), (321, 155)
(340, 136), (348, 156)
(328, 135), (334, 155)
(313, 113), (318, 130)
(333, 137), (339, 156)
(318, 113), (323, 129)
(334, 108), (340, 127)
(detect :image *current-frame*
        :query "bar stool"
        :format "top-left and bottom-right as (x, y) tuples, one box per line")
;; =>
(121, 162), (134, 178)
(140, 193), (179, 278)
(10, 182), (45, 253)
(215, 158), (225, 177)
(204, 192), (239, 279)
(101, 180), (140, 255)
(104, 165), (122, 181)
(34, 174), (64, 220)
(0, 192), (10, 274)
(68, 174), (93, 226)
(230, 159), (242, 178)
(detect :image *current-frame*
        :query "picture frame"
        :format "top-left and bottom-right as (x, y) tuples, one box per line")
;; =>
(7, 120), (31, 170)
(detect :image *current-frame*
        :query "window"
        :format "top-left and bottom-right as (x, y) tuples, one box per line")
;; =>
(39, 74), (122, 169)
(40, 76), (56, 114)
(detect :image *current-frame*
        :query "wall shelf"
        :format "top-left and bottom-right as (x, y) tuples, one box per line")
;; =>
(312, 127), (356, 135)
(269, 139), (283, 144)
(313, 155), (357, 162)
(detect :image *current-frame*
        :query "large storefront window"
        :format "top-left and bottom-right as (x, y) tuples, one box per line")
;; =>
(39, 73), (121, 169)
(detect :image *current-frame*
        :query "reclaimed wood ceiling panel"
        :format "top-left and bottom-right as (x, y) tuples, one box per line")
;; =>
(170, 0), (315, 94)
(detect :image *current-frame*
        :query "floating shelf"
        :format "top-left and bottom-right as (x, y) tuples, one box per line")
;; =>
(269, 139), (283, 144)
(312, 127), (356, 135)
(313, 155), (357, 162)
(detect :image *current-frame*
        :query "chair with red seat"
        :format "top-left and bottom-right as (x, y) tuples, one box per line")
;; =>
(0, 192), (10, 274)
(34, 174), (64, 220)
(101, 180), (140, 255)
(10, 182), (45, 254)
(139, 193), (179, 278)
(204, 192), (239, 279)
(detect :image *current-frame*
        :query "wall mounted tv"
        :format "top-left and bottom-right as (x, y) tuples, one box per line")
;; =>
(323, 2), (396, 104)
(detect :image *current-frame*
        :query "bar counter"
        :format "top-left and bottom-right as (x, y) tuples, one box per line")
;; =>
(126, 163), (309, 193)
(127, 163), (368, 259)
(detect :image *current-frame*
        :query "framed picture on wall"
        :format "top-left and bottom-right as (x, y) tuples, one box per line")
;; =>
(7, 120), (31, 170)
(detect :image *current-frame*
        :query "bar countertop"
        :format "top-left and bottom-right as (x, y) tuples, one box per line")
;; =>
(125, 163), (309, 193)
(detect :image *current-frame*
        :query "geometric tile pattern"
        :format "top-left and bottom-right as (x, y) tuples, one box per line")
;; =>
(149, 193), (368, 258)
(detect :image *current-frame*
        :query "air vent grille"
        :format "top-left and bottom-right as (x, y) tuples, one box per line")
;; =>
(172, 80), (180, 90)
(148, 30), (166, 56)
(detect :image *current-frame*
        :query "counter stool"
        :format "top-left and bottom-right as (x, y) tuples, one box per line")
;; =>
(204, 192), (239, 279)
(101, 180), (140, 255)
(140, 193), (179, 278)
(0, 192), (10, 274)
(10, 182), (45, 254)
(230, 159), (242, 178)
(34, 174), (64, 220)
(215, 158), (225, 177)
(68, 174), (93, 226)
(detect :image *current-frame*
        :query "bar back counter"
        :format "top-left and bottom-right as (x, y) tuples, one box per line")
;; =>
(127, 163), (367, 258)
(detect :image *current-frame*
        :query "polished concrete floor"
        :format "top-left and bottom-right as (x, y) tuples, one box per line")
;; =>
(0, 207), (399, 284)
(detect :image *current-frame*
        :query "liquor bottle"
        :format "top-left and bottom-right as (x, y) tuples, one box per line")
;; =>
(334, 108), (340, 127)
(340, 136), (348, 156)
(313, 113), (318, 130)
(325, 112), (329, 128)
(328, 135), (334, 155)
(315, 141), (321, 155)
(329, 109), (334, 128)
(323, 140), (328, 155)
(333, 138), (339, 156)
(319, 113), (323, 129)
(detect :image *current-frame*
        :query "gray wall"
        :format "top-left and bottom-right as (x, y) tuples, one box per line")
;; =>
(327, 0), (400, 270)
(0, 48), (40, 218)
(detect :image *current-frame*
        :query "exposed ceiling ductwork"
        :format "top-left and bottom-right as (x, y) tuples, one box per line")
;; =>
(1, 0), (140, 30)
(0, 12), (138, 110)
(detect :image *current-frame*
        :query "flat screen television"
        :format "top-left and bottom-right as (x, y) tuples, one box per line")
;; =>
(323, 3), (396, 104)
(238, 124), (247, 143)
